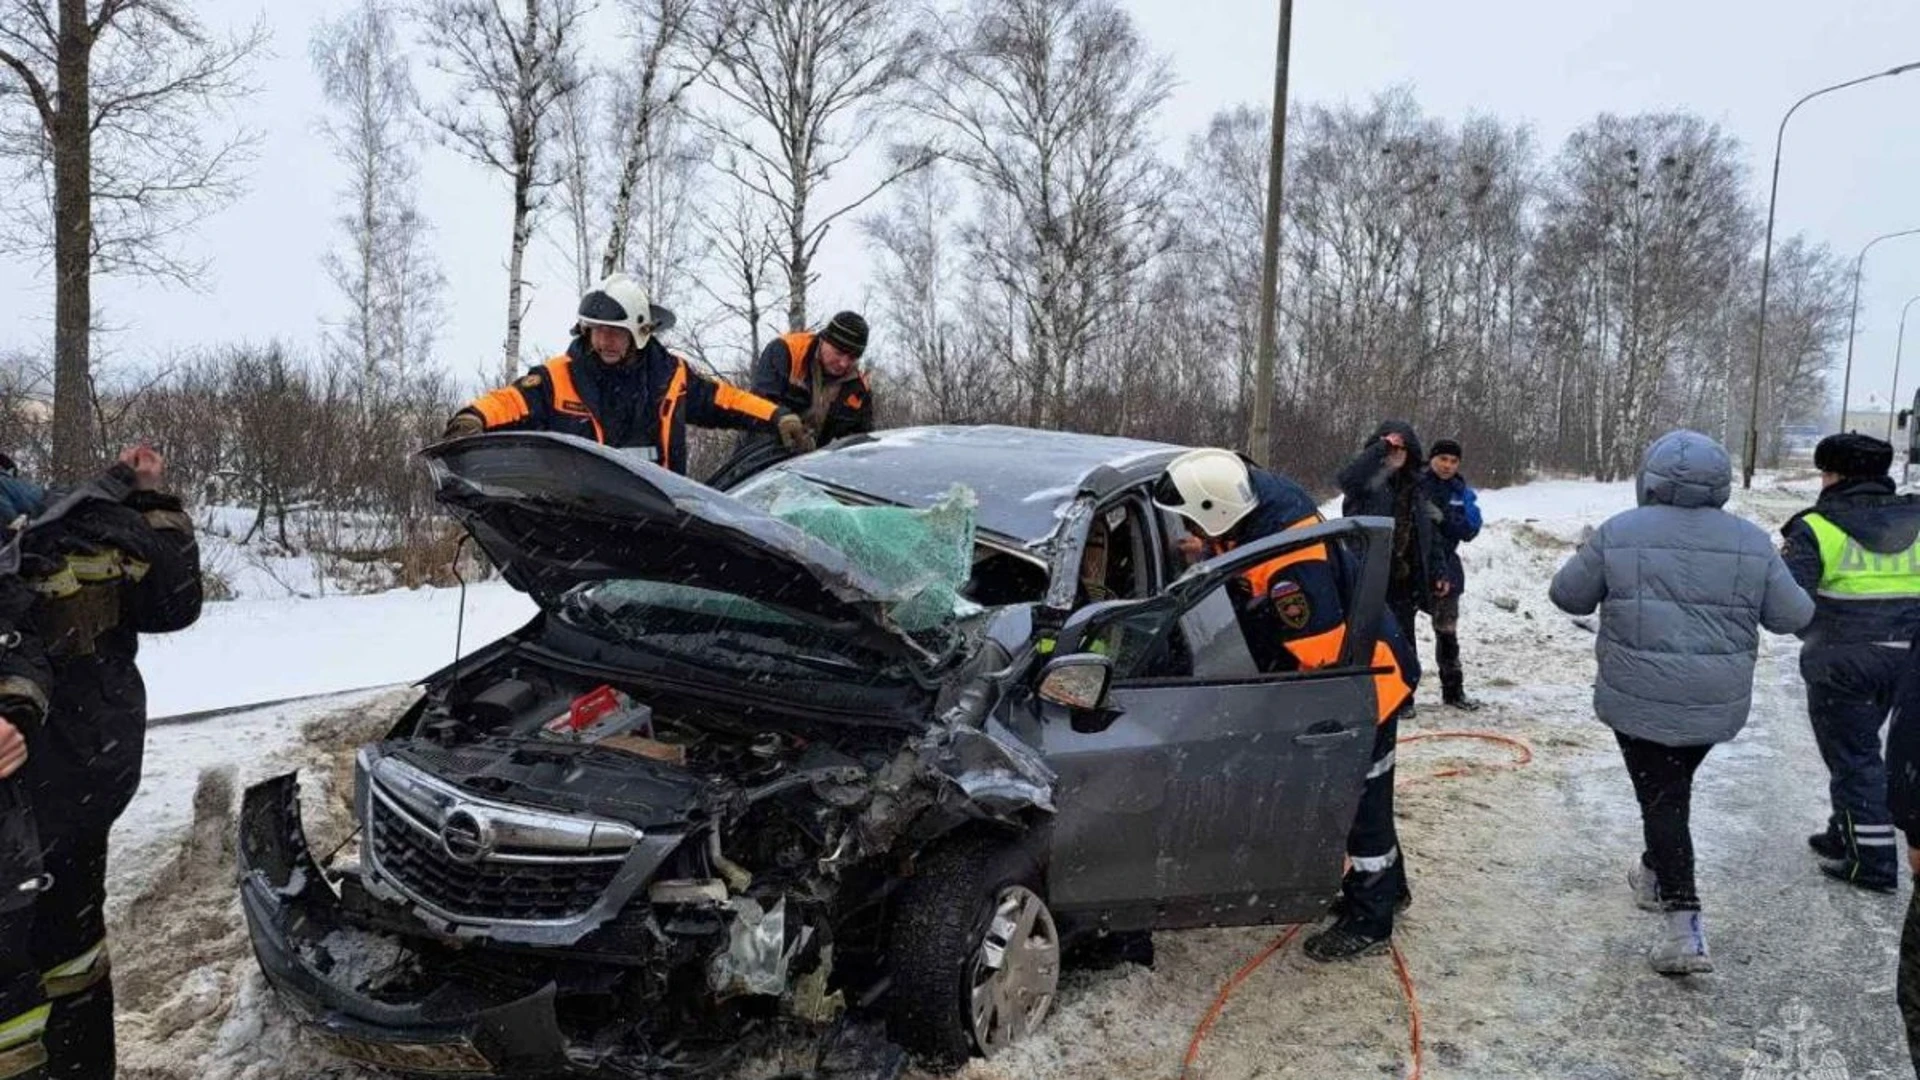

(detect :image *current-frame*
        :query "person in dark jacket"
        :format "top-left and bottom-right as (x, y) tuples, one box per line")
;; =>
(14, 446), (202, 1078)
(706, 312), (876, 489)
(0, 491), (55, 1080)
(445, 274), (814, 473)
(1153, 448), (1419, 963)
(1551, 430), (1814, 975)
(751, 311), (874, 446)
(1338, 421), (1453, 690)
(1782, 432), (1920, 895)
(1422, 438), (1485, 710)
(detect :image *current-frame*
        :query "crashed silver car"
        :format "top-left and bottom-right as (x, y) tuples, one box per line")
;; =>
(238, 427), (1395, 1078)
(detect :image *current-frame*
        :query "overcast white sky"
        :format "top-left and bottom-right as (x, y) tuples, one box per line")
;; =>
(5, 0), (1920, 412)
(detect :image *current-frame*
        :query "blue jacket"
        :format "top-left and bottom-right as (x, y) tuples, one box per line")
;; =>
(1422, 471), (1481, 594)
(1780, 476), (1920, 648)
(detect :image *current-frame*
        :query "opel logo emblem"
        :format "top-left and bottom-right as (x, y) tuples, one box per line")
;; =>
(439, 807), (494, 864)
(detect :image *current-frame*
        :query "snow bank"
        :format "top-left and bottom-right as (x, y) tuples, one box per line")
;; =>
(135, 582), (535, 717)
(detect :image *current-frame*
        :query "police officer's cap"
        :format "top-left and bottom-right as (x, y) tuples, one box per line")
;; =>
(1815, 432), (1894, 478)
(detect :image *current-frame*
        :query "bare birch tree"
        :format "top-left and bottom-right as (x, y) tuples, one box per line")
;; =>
(916, 0), (1176, 427)
(599, 0), (739, 279)
(696, 185), (782, 360)
(0, 0), (261, 480)
(313, 0), (444, 392)
(417, 0), (585, 373)
(702, 0), (929, 330)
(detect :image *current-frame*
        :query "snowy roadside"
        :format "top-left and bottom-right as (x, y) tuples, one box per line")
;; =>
(134, 581), (534, 717)
(111, 470), (1913, 1080)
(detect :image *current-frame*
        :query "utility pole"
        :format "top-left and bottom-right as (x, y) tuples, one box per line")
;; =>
(1247, 0), (1293, 466)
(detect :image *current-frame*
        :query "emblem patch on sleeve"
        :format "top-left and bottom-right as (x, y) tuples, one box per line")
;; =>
(517, 372), (545, 390)
(1270, 579), (1311, 629)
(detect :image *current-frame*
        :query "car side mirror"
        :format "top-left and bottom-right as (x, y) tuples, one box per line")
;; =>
(1037, 653), (1120, 733)
(1038, 653), (1112, 709)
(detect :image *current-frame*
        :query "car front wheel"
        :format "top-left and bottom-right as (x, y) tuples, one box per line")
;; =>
(885, 836), (1060, 1070)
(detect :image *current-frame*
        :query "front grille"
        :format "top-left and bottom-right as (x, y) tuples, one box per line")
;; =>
(365, 776), (628, 924)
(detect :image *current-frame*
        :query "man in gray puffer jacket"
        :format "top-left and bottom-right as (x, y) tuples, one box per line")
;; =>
(1550, 430), (1813, 975)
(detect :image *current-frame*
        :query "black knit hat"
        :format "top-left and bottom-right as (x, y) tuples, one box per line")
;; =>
(821, 311), (868, 358)
(1430, 438), (1463, 459)
(1815, 432), (1894, 478)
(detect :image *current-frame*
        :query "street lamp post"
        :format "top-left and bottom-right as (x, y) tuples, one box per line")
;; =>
(1841, 228), (1920, 431)
(1891, 295), (1920, 445)
(1743, 61), (1920, 489)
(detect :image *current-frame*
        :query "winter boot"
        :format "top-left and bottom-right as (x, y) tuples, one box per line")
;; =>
(1819, 857), (1898, 895)
(1627, 861), (1662, 913)
(1647, 910), (1712, 975)
(1303, 919), (1390, 963)
(1439, 663), (1481, 711)
(1807, 830), (1846, 861)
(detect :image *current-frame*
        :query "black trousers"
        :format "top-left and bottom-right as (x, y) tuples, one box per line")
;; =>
(0, 781), (46, 1080)
(1803, 643), (1904, 875)
(1337, 710), (1405, 938)
(1615, 731), (1713, 912)
(26, 829), (110, 1080)
(1430, 594), (1466, 698)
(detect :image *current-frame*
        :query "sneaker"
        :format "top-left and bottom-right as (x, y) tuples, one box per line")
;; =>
(1806, 831), (1846, 861)
(1818, 858), (1898, 895)
(1627, 862), (1662, 913)
(1303, 921), (1390, 962)
(1647, 910), (1713, 975)
(1443, 695), (1484, 712)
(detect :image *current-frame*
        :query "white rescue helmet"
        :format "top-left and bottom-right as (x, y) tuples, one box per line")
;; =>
(1152, 448), (1258, 538)
(576, 272), (677, 351)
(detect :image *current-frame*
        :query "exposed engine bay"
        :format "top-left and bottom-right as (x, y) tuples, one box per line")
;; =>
(240, 644), (1049, 1079)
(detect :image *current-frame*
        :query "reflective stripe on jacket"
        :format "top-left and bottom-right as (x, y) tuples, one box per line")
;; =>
(458, 338), (780, 474)
(1804, 512), (1920, 600)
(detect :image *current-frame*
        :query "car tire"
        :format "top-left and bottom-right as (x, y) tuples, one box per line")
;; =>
(884, 834), (1060, 1071)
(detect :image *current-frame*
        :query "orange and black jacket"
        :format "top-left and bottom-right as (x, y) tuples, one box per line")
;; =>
(456, 337), (783, 475)
(1219, 467), (1415, 724)
(751, 331), (875, 444)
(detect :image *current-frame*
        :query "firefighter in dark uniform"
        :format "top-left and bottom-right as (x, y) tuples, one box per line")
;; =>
(7, 445), (202, 1077)
(1782, 433), (1920, 894)
(707, 311), (876, 489)
(0, 465), (54, 1080)
(445, 274), (815, 471)
(1151, 448), (1419, 962)
(749, 310), (874, 447)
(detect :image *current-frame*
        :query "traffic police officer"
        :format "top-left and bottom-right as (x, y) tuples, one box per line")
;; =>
(1152, 449), (1418, 961)
(1782, 432), (1920, 894)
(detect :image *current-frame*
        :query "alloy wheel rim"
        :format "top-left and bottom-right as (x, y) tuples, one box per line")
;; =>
(967, 884), (1059, 1055)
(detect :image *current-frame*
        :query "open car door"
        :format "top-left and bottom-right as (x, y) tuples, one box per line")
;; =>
(1036, 517), (1394, 931)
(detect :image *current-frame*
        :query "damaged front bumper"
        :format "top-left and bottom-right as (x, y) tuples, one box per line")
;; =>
(239, 774), (598, 1078)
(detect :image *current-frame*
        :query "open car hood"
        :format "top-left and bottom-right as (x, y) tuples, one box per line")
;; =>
(422, 432), (963, 668)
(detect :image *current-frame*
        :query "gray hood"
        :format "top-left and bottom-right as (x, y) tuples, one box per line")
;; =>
(1637, 430), (1731, 509)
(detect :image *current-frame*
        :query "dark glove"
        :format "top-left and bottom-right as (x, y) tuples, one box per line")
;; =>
(776, 411), (817, 453)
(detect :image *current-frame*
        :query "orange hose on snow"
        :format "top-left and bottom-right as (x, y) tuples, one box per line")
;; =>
(1179, 730), (1528, 1079)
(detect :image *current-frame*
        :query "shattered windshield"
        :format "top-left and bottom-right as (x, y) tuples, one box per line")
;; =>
(558, 474), (982, 674)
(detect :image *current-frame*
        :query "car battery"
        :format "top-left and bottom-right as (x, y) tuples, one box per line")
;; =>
(543, 685), (653, 743)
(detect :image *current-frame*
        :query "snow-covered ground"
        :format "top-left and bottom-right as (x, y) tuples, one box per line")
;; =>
(136, 580), (534, 717)
(106, 468), (1913, 1079)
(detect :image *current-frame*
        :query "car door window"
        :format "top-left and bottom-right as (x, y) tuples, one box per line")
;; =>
(1069, 519), (1385, 687)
